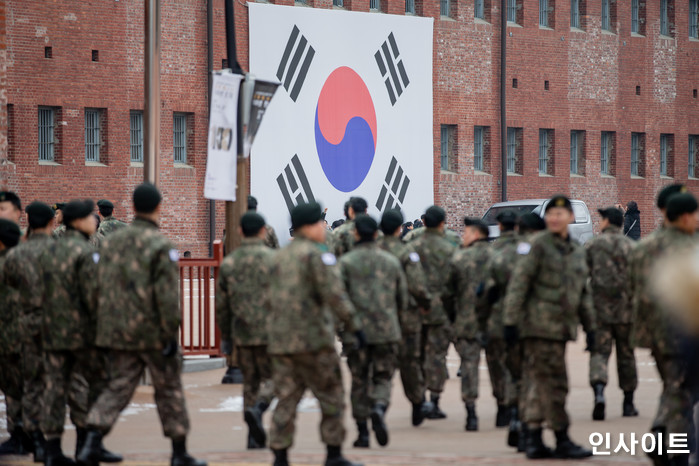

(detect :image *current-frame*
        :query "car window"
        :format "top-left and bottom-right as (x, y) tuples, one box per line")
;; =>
(482, 205), (540, 225)
(572, 203), (588, 224)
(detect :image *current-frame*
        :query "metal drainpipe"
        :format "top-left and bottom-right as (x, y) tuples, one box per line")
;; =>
(500, 0), (507, 202)
(207, 0), (215, 257)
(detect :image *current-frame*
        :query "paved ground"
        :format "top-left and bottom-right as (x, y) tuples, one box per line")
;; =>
(0, 334), (669, 465)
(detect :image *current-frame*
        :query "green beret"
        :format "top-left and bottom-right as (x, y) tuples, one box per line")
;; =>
(598, 207), (623, 227)
(240, 212), (266, 237)
(0, 191), (22, 211)
(496, 210), (518, 226)
(96, 199), (114, 209)
(424, 206), (446, 227)
(52, 202), (65, 212)
(666, 192), (698, 222)
(0, 219), (21, 248)
(354, 214), (378, 238)
(133, 183), (161, 214)
(63, 199), (95, 224)
(545, 195), (573, 212)
(291, 202), (322, 229)
(25, 201), (55, 229)
(657, 183), (687, 209)
(380, 209), (404, 235)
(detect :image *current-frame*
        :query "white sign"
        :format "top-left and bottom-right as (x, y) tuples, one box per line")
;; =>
(249, 4), (434, 243)
(204, 72), (244, 201)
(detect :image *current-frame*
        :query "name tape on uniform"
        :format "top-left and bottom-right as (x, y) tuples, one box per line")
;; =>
(321, 252), (337, 266)
(516, 242), (531, 255)
(169, 249), (180, 262)
(409, 252), (420, 263)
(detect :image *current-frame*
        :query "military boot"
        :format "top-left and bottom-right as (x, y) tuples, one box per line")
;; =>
(592, 383), (605, 421)
(553, 428), (593, 459)
(517, 424), (528, 453)
(0, 427), (28, 455)
(411, 399), (433, 427)
(525, 427), (553, 459)
(426, 394), (447, 420)
(324, 445), (364, 466)
(370, 403), (389, 447)
(247, 432), (263, 450)
(44, 438), (76, 466)
(352, 421), (369, 448)
(31, 430), (46, 463)
(98, 443), (123, 464)
(668, 454), (689, 466)
(76, 430), (102, 466)
(495, 404), (510, 427)
(622, 391), (639, 417)
(645, 428), (667, 466)
(507, 406), (520, 447)
(244, 401), (268, 447)
(170, 438), (207, 466)
(75, 428), (86, 460)
(465, 403), (478, 431)
(272, 449), (289, 466)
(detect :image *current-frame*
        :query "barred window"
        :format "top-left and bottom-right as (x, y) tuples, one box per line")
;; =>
(689, 135), (699, 178)
(85, 109), (101, 163)
(405, 0), (415, 13)
(571, 0), (580, 28)
(601, 131), (614, 175)
(601, 0), (611, 31)
(539, 129), (554, 175)
(38, 107), (55, 162)
(507, 127), (523, 174)
(631, 132), (645, 177)
(475, 0), (485, 19)
(540, 0), (548, 26)
(173, 113), (188, 164)
(440, 0), (450, 17)
(690, 0), (698, 38)
(130, 111), (144, 163)
(333, 0), (343, 6)
(631, 0), (640, 33)
(440, 124), (457, 172)
(570, 130), (586, 175)
(507, 0), (517, 22)
(370, 0), (380, 9)
(474, 126), (484, 171)
(660, 133), (673, 177)
(661, 0), (669, 35)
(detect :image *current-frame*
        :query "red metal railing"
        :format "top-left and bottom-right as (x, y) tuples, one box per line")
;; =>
(179, 240), (224, 356)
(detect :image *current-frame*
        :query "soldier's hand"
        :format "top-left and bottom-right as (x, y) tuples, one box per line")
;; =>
(221, 339), (233, 356)
(354, 330), (368, 350)
(162, 339), (179, 357)
(585, 331), (596, 352)
(504, 325), (519, 347)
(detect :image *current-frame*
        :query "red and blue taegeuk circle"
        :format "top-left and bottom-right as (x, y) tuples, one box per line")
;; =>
(314, 67), (377, 193)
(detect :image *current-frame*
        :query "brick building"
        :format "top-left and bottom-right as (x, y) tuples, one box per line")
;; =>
(1, 0), (698, 254)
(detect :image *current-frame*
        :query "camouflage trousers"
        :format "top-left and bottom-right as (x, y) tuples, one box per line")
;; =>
(505, 340), (523, 410)
(42, 349), (109, 438)
(485, 337), (511, 405)
(454, 338), (480, 404)
(270, 349), (346, 450)
(237, 345), (274, 410)
(22, 334), (45, 433)
(0, 353), (23, 432)
(347, 343), (398, 421)
(522, 338), (570, 431)
(589, 323), (638, 392)
(651, 350), (692, 454)
(86, 350), (190, 439)
(398, 330), (426, 405)
(421, 324), (450, 394)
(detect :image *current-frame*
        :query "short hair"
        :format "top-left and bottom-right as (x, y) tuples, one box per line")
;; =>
(350, 197), (368, 215)
(240, 212), (266, 237)
(133, 183), (161, 214)
(463, 217), (489, 238)
(0, 191), (22, 212)
(247, 195), (258, 211)
(424, 206), (446, 228)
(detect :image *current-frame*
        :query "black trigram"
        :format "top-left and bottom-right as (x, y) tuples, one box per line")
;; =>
(276, 25), (315, 102)
(375, 157), (410, 212)
(277, 154), (316, 214)
(374, 33), (410, 106)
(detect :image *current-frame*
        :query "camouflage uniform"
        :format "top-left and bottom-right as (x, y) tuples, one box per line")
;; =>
(340, 242), (407, 420)
(503, 231), (596, 431)
(52, 224), (66, 239)
(584, 225), (637, 391)
(4, 233), (54, 434)
(445, 239), (491, 404)
(267, 237), (360, 450)
(376, 236), (432, 405)
(0, 249), (23, 434)
(630, 226), (697, 452)
(403, 227), (462, 248)
(94, 216), (127, 246)
(332, 219), (355, 257)
(215, 237), (275, 410)
(411, 228), (457, 395)
(86, 218), (190, 439)
(264, 224), (280, 249)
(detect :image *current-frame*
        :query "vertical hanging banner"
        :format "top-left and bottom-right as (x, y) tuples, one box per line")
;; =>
(243, 79), (280, 158)
(249, 4), (434, 244)
(204, 72), (244, 201)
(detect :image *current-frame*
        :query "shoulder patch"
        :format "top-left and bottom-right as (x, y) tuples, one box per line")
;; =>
(516, 242), (531, 255)
(169, 249), (180, 262)
(409, 252), (420, 263)
(92, 252), (100, 264)
(321, 252), (337, 266)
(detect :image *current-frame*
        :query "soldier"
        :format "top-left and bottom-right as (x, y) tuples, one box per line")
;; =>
(0, 191), (22, 225)
(77, 184), (205, 466)
(332, 197), (367, 257)
(267, 202), (364, 466)
(585, 207), (638, 421)
(402, 219), (462, 247)
(376, 209), (433, 427)
(411, 206), (457, 419)
(444, 217), (491, 431)
(629, 191), (698, 465)
(4, 201), (56, 462)
(503, 195), (595, 460)
(340, 214), (408, 448)
(51, 203), (66, 239)
(215, 211), (275, 450)
(0, 219), (31, 456)
(95, 199), (127, 241)
(247, 195), (279, 249)
(39, 199), (122, 465)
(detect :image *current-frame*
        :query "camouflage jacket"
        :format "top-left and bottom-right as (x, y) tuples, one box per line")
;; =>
(332, 219), (355, 257)
(339, 242), (407, 344)
(503, 230), (596, 341)
(403, 226), (462, 248)
(38, 229), (98, 350)
(268, 237), (360, 355)
(264, 224), (280, 249)
(444, 239), (492, 339)
(95, 216), (127, 246)
(584, 226), (635, 324)
(483, 231), (520, 337)
(411, 228), (457, 326)
(377, 235), (432, 333)
(629, 226), (698, 354)
(215, 238), (274, 347)
(0, 250), (20, 354)
(52, 224), (66, 239)
(94, 218), (180, 351)
(4, 233), (53, 342)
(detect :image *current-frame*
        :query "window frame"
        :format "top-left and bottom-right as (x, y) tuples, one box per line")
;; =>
(173, 113), (188, 165)
(85, 108), (101, 163)
(690, 0), (699, 38)
(474, 126), (484, 172)
(689, 135), (699, 178)
(660, 0), (670, 36)
(601, 0), (611, 31)
(631, 132), (643, 177)
(507, 0), (517, 22)
(38, 106), (55, 162)
(130, 110), (144, 163)
(571, 0), (580, 28)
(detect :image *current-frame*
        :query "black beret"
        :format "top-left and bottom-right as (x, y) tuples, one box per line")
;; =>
(63, 199), (95, 224)
(355, 214), (378, 238)
(666, 193), (698, 222)
(350, 197), (368, 214)
(0, 191), (22, 211)
(133, 183), (161, 214)
(25, 201), (55, 229)
(0, 219), (21, 248)
(657, 183), (687, 209)
(96, 199), (114, 209)
(496, 210), (518, 226)
(291, 202), (322, 229)
(464, 217), (489, 237)
(423, 206), (446, 227)
(545, 195), (573, 213)
(247, 195), (258, 211)
(52, 202), (65, 212)
(380, 209), (404, 235)
(518, 213), (546, 232)
(240, 211), (266, 237)
(598, 207), (624, 227)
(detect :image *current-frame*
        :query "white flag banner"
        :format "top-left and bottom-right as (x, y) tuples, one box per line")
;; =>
(204, 72), (244, 201)
(249, 4), (434, 244)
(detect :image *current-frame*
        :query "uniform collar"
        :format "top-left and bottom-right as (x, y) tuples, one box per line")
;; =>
(133, 217), (158, 229)
(601, 225), (622, 234)
(241, 237), (265, 246)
